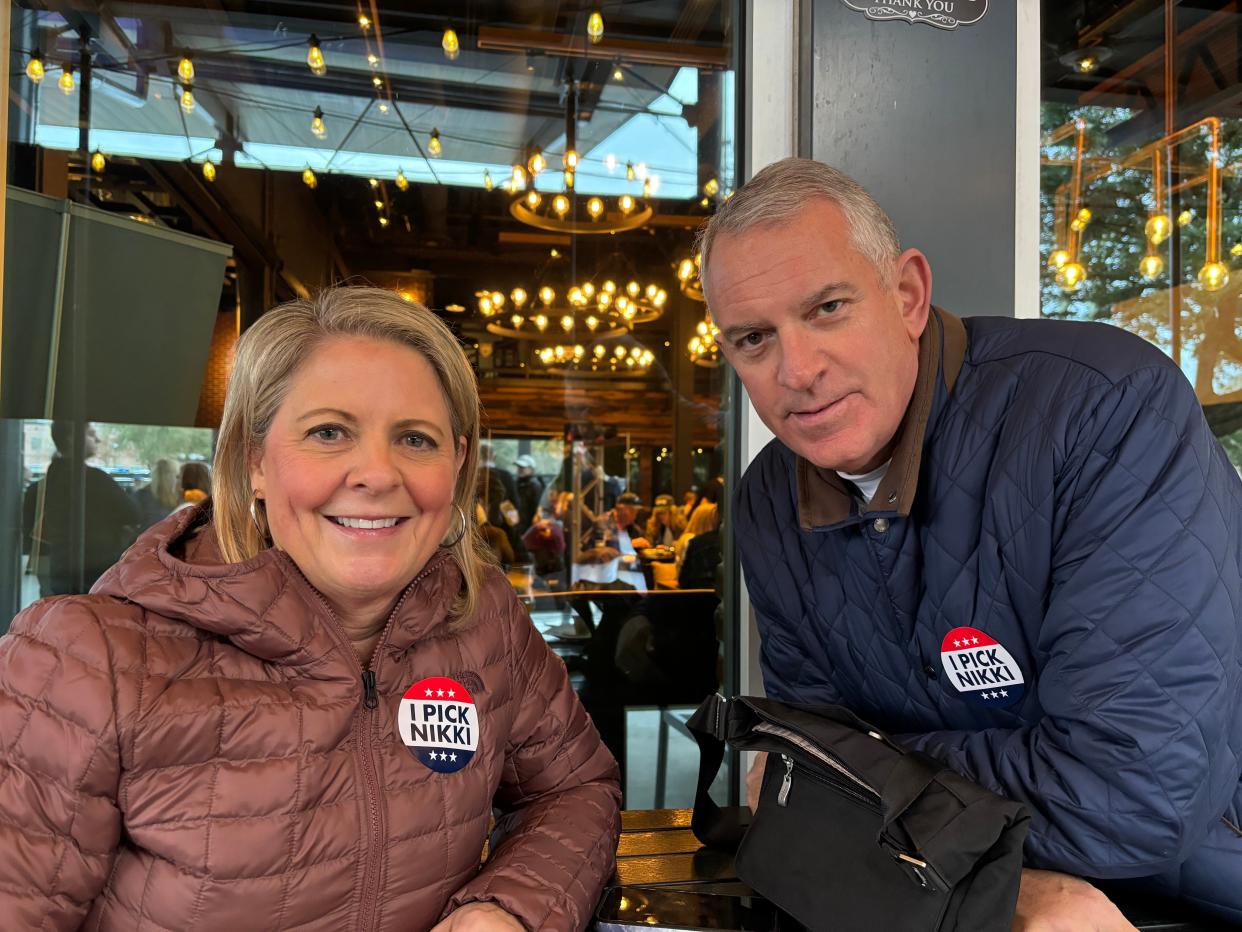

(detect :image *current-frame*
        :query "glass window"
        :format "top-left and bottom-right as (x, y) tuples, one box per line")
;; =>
(1040, 3), (1242, 467)
(3, 2), (739, 809)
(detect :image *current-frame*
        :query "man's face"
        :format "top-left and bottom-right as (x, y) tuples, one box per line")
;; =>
(616, 503), (638, 526)
(705, 199), (930, 473)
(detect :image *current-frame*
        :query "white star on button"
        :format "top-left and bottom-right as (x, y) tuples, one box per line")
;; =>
(447, 689), (456, 698)
(436, 689), (445, 697)
(449, 753), (457, 762)
(1000, 690), (1008, 698)
(953, 639), (961, 648)
(971, 637), (979, 645)
(424, 689), (433, 697)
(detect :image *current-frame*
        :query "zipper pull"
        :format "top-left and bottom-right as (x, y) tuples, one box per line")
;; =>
(361, 670), (378, 709)
(777, 755), (794, 807)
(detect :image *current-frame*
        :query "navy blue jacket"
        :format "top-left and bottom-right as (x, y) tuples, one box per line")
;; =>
(735, 308), (1242, 921)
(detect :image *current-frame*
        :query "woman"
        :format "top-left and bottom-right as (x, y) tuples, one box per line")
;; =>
(177, 460), (212, 508)
(644, 493), (686, 547)
(0, 287), (621, 930)
(134, 457), (180, 526)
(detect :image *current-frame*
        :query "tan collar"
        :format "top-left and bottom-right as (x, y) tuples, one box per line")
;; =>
(796, 306), (967, 530)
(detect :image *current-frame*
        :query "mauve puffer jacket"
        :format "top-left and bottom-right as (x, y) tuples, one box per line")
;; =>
(0, 505), (621, 930)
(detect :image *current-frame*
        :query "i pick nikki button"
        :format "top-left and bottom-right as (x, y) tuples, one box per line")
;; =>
(398, 676), (479, 773)
(940, 627), (1025, 708)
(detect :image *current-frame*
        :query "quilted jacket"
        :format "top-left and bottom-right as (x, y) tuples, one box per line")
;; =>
(736, 307), (1242, 921)
(0, 505), (621, 930)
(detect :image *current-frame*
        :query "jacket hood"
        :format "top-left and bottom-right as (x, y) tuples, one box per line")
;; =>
(92, 502), (463, 667)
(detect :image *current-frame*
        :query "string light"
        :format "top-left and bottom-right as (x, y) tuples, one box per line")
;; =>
(605, 153), (617, 172)
(484, 169), (494, 191)
(177, 55), (194, 83)
(626, 161), (635, 181)
(202, 159), (216, 182)
(310, 106), (327, 139)
(1198, 261), (1229, 292)
(306, 35), (326, 76)
(90, 150), (106, 173)
(613, 64), (624, 81)
(1145, 213), (1171, 245)
(368, 53), (378, 67)
(428, 129), (442, 157)
(395, 168), (409, 191)
(302, 167), (318, 189)
(442, 27), (460, 60)
(58, 64), (75, 95)
(564, 169), (575, 189)
(179, 84), (196, 114)
(358, 13), (371, 29)
(25, 51), (44, 84)
(372, 74), (382, 88)
(587, 10), (605, 43)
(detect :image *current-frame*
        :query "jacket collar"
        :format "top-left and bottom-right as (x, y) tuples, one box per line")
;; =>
(92, 502), (463, 667)
(796, 306), (967, 531)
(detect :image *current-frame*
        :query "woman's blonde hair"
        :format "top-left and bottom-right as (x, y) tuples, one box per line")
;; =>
(150, 458), (180, 510)
(213, 286), (491, 622)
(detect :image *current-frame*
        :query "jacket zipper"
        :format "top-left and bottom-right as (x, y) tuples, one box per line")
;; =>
(752, 720), (879, 797)
(285, 553), (442, 932)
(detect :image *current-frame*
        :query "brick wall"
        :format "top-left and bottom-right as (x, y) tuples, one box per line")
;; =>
(195, 310), (238, 429)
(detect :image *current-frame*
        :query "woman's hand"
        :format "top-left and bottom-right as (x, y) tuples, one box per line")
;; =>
(1012, 869), (1138, 931)
(430, 902), (526, 931)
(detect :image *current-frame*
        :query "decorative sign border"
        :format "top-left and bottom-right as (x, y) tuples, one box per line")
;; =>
(840, 0), (988, 31)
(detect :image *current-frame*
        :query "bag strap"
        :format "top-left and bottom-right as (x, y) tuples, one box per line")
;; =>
(685, 694), (750, 851)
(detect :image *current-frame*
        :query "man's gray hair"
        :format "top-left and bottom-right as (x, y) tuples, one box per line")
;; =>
(696, 158), (901, 291)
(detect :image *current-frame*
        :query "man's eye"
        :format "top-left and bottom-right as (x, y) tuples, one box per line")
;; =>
(738, 331), (765, 349)
(815, 300), (843, 316)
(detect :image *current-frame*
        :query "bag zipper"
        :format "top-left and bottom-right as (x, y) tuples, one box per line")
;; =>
(776, 754), (883, 812)
(753, 720), (879, 798)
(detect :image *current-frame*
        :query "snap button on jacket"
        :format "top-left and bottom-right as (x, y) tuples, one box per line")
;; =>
(0, 506), (621, 931)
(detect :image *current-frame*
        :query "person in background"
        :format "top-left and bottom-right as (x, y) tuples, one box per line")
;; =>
(677, 504), (722, 591)
(21, 421), (139, 596)
(645, 493), (686, 547)
(0, 286), (620, 930)
(513, 453), (544, 536)
(475, 502), (515, 567)
(176, 461), (211, 509)
(681, 487), (699, 520)
(707, 157), (1242, 926)
(133, 458), (179, 528)
(674, 499), (720, 578)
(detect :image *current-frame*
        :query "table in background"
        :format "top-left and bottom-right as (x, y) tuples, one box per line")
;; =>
(606, 809), (1233, 931)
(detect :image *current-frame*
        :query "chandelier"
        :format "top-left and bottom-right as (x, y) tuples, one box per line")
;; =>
(477, 275), (668, 339)
(536, 342), (656, 373)
(510, 189), (653, 235)
(676, 252), (704, 301)
(687, 311), (721, 368)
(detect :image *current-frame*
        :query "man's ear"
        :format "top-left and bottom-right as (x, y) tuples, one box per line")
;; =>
(891, 248), (933, 340)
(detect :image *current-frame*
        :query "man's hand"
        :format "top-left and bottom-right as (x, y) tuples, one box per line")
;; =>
(1012, 869), (1137, 932)
(630, 536), (652, 550)
(431, 902), (526, 931)
(746, 751), (767, 811)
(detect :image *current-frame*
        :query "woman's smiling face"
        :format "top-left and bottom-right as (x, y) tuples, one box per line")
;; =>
(249, 335), (465, 617)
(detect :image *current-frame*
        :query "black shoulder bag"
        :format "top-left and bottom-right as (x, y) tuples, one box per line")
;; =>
(687, 693), (1030, 932)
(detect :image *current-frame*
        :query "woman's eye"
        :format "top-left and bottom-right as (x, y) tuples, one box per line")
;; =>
(311, 426), (343, 442)
(403, 433), (436, 449)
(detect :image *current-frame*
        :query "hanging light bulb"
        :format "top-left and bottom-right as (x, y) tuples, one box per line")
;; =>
(58, 64), (75, 95)
(90, 150), (106, 173)
(428, 128), (442, 157)
(1145, 213), (1171, 245)
(613, 64), (624, 81)
(201, 159), (217, 182)
(302, 166), (318, 189)
(642, 178), (653, 198)
(511, 164), (526, 189)
(179, 84), (196, 114)
(1055, 262), (1086, 292)
(553, 194), (570, 217)
(25, 52), (44, 84)
(358, 13), (372, 29)
(442, 27), (460, 60)
(511, 288), (527, 308)
(626, 161), (635, 181)
(177, 54), (195, 83)
(395, 168), (409, 191)
(704, 177), (720, 197)
(483, 169), (494, 191)
(1047, 248), (1070, 269)
(1198, 261), (1229, 292)
(539, 286), (555, 305)
(587, 10), (605, 43)
(564, 169), (575, 189)
(525, 190), (541, 209)
(528, 150), (546, 175)
(306, 35), (326, 76)
(635, 162), (648, 180)
(564, 149), (580, 170)
(587, 197), (604, 218)
(605, 153), (618, 173)
(1177, 209), (1194, 227)
(372, 75), (382, 88)
(618, 195), (635, 214)
(1076, 207), (1092, 224)
(1231, 242), (1242, 258)
(310, 106), (327, 139)
(1138, 253), (1163, 280)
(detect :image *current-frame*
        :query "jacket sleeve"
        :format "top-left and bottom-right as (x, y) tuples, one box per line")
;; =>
(444, 593), (621, 930)
(0, 598), (124, 927)
(903, 364), (1242, 878)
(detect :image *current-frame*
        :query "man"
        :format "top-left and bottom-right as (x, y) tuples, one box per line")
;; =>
(703, 159), (1242, 927)
(22, 421), (140, 596)
(513, 454), (544, 536)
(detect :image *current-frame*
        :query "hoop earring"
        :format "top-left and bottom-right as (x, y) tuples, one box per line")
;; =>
(442, 503), (468, 548)
(249, 495), (270, 542)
